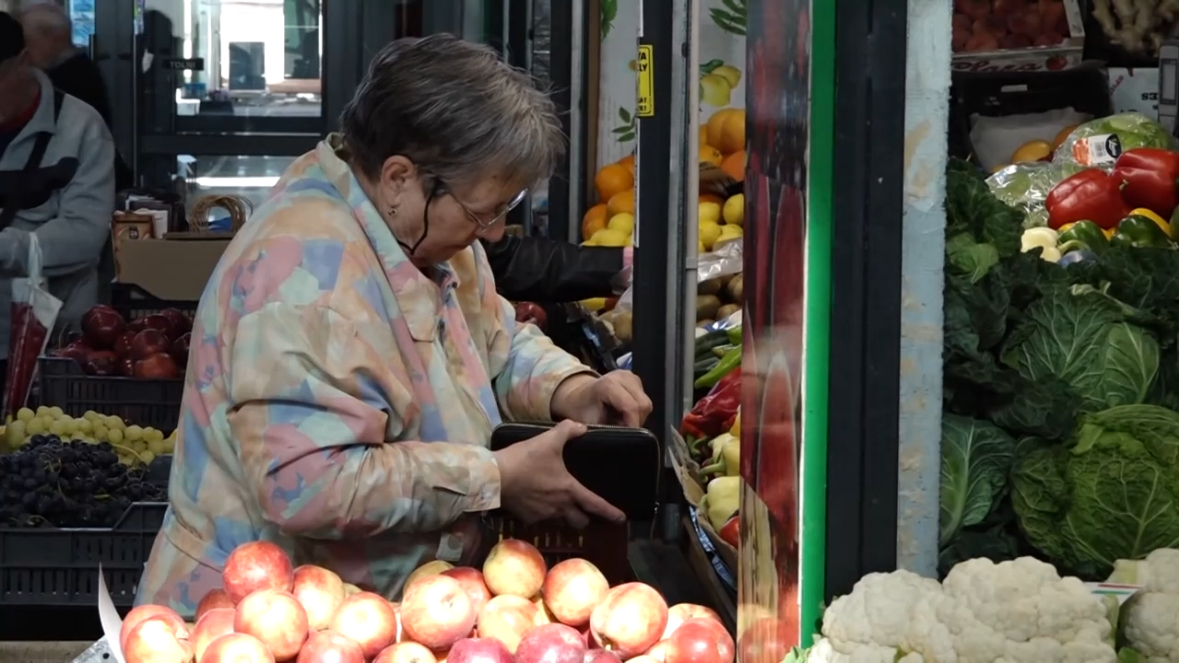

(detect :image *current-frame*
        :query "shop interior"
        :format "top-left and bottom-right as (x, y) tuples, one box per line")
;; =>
(1, 0), (1179, 662)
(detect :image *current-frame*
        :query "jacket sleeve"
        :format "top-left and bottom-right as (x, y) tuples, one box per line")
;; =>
(225, 302), (502, 540)
(0, 108), (115, 277)
(482, 235), (625, 302)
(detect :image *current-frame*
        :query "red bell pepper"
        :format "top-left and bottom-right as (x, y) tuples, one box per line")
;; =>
(719, 515), (740, 548)
(1046, 169), (1131, 230)
(1111, 148), (1179, 219)
(680, 368), (742, 439)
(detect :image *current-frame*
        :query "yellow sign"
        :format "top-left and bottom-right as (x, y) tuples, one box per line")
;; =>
(636, 45), (654, 117)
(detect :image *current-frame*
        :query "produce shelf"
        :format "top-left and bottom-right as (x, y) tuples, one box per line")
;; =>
(0, 502), (167, 607)
(109, 283), (198, 322)
(37, 358), (183, 434)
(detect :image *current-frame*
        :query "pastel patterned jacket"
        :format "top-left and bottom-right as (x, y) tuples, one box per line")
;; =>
(136, 137), (593, 615)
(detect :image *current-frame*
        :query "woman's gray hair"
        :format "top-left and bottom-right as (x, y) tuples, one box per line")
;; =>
(340, 34), (565, 192)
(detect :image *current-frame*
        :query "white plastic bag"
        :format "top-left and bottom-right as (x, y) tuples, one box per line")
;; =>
(4, 234), (63, 418)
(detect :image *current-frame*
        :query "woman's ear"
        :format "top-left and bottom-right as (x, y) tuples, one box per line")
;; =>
(379, 155), (417, 207)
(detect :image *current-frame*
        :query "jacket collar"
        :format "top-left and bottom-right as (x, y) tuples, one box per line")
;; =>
(21, 70), (59, 138)
(316, 134), (459, 342)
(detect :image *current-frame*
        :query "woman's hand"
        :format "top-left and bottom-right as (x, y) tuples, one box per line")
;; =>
(551, 371), (653, 427)
(494, 420), (626, 528)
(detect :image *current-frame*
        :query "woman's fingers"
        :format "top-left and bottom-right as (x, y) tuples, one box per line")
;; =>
(563, 506), (590, 530)
(570, 479), (626, 524)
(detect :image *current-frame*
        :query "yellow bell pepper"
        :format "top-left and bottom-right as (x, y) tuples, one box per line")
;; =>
(702, 432), (740, 477)
(701, 475), (740, 530)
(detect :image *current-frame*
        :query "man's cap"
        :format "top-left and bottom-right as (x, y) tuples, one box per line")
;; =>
(0, 12), (25, 63)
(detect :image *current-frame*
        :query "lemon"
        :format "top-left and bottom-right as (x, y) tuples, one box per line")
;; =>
(719, 224), (744, 241)
(699, 221), (723, 250)
(591, 228), (630, 247)
(581, 297), (608, 312)
(713, 65), (742, 88)
(608, 212), (635, 234)
(723, 194), (744, 226)
(698, 239), (706, 253)
(699, 201), (722, 225)
(700, 74), (733, 107)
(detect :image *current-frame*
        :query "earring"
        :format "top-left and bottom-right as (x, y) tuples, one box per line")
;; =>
(388, 206), (398, 217)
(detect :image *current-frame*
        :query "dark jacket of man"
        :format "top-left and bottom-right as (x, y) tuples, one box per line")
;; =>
(481, 236), (624, 302)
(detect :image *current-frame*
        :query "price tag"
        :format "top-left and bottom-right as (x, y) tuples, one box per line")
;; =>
(636, 45), (654, 118)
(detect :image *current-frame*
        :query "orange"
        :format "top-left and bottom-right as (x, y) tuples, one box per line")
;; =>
(699, 126), (709, 147)
(721, 150), (745, 182)
(607, 188), (636, 215)
(700, 145), (724, 167)
(581, 204), (609, 241)
(618, 154), (635, 169)
(706, 109), (740, 152)
(719, 109), (746, 155)
(699, 193), (724, 205)
(595, 163), (634, 202)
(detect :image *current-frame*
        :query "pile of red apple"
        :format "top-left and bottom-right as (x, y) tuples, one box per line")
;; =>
(52, 305), (191, 379)
(119, 539), (734, 663)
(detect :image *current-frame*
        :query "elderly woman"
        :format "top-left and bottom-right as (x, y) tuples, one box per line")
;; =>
(137, 35), (652, 614)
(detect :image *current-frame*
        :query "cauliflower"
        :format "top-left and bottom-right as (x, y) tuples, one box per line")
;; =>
(808, 557), (1117, 663)
(1111, 548), (1179, 662)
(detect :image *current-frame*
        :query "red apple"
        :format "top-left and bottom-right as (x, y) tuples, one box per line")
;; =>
(665, 618), (734, 663)
(646, 640), (670, 662)
(123, 614), (193, 663)
(81, 305), (125, 350)
(661, 605), (722, 640)
(140, 314), (176, 339)
(400, 574), (476, 651)
(441, 567), (492, 617)
(374, 641), (438, 663)
(516, 623), (587, 663)
(542, 559), (610, 627)
(328, 591), (399, 659)
(583, 650), (622, 663)
(120, 604), (186, 652)
(482, 539), (546, 598)
(171, 332), (192, 366)
(291, 564), (346, 632)
(195, 589), (236, 622)
(222, 540), (294, 602)
(131, 329), (172, 360)
(405, 560), (454, 592)
(476, 595), (539, 654)
(343, 583), (363, 597)
(118, 357), (136, 377)
(533, 596), (556, 625)
(52, 341), (91, 365)
(127, 317), (149, 334)
(200, 632), (274, 663)
(297, 631), (366, 663)
(234, 589), (308, 661)
(160, 308), (192, 336)
(445, 638), (514, 663)
(735, 618), (789, 663)
(191, 608), (235, 662)
(589, 583), (668, 658)
(113, 331), (137, 359)
(626, 657), (659, 663)
(83, 349), (119, 376)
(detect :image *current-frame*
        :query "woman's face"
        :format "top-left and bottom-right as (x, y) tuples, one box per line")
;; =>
(375, 156), (525, 266)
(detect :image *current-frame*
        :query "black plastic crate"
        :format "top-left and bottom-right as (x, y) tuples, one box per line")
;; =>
(37, 357), (183, 433)
(0, 502), (167, 607)
(110, 283), (198, 322)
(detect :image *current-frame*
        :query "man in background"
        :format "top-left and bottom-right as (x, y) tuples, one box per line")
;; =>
(0, 11), (115, 387)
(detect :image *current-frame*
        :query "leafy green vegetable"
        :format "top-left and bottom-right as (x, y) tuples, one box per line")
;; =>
(946, 233), (1000, 284)
(1012, 405), (1179, 578)
(1054, 113), (1178, 173)
(945, 159), (1023, 262)
(939, 414), (1017, 547)
(1001, 292), (1160, 413)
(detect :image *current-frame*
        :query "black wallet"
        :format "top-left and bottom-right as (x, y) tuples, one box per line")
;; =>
(489, 422), (661, 520)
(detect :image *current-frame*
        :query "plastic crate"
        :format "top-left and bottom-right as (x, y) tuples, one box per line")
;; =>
(490, 517), (632, 585)
(0, 502), (167, 607)
(110, 283), (198, 322)
(37, 357), (183, 433)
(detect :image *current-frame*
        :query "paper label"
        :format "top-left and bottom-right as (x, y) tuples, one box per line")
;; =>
(1071, 133), (1123, 166)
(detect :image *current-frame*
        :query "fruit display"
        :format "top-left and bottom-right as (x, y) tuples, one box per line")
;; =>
(951, 0), (1069, 54)
(1, 405), (175, 463)
(121, 539), (733, 663)
(51, 304), (191, 379)
(0, 435), (164, 528)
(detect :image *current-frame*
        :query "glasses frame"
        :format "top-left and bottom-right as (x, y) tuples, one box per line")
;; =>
(441, 182), (528, 230)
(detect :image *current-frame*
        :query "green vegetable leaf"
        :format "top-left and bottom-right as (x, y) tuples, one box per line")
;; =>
(946, 233), (1000, 284)
(939, 414), (1017, 547)
(945, 158), (1024, 259)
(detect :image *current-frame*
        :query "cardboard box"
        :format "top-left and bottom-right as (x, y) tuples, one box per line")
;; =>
(1108, 68), (1160, 120)
(952, 0), (1085, 74)
(114, 235), (231, 301)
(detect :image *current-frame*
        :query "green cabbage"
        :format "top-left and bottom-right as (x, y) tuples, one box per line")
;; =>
(939, 414), (1017, 547)
(1054, 113), (1177, 175)
(1013, 405), (1179, 578)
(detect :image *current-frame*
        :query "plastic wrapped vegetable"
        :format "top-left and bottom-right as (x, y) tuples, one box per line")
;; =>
(1053, 113), (1177, 175)
(986, 162), (1067, 229)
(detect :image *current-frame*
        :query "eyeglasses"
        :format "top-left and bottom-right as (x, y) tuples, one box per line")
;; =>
(441, 183), (528, 230)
